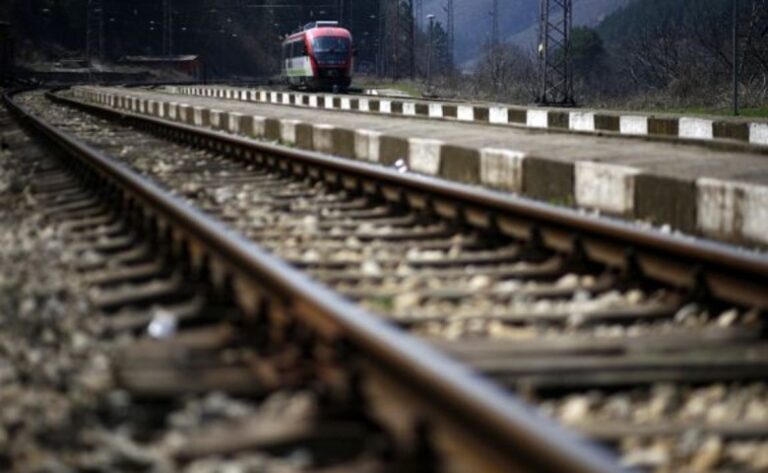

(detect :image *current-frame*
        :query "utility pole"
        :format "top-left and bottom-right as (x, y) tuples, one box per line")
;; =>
(733, 0), (739, 116)
(427, 14), (435, 90)
(86, 0), (104, 64)
(444, 0), (454, 68)
(162, 0), (173, 57)
(537, 0), (574, 105)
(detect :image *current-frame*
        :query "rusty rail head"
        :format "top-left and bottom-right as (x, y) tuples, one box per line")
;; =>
(4, 89), (626, 472)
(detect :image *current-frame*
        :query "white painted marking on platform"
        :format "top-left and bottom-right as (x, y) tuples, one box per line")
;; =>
(457, 106), (475, 121)
(408, 138), (444, 175)
(480, 148), (526, 192)
(620, 115), (649, 135)
(679, 117), (714, 140)
(749, 123), (768, 145)
(527, 109), (549, 128)
(569, 111), (596, 132)
(575, 161), (640, 214)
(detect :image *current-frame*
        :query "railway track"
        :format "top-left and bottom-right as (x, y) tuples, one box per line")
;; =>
(5, 88), (768, 472)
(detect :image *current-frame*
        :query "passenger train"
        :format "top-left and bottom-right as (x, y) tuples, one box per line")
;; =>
(281, 21), (353, 92)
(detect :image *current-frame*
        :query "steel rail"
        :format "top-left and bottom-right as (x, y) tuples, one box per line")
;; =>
(5, 90), (625, 472)
(52, 88), (768, 311)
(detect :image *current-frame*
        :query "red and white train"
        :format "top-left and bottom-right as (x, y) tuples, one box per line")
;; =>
(281, 21), (353, 92)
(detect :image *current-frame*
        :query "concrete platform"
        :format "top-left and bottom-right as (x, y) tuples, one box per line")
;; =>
(73, 86), (768, 248)
(169, 85), (768, 149)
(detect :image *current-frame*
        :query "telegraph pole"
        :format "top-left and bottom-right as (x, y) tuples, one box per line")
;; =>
(444, 0), (454, 68)
(537, 0), (574, 105)
(86, 0), (104, 64)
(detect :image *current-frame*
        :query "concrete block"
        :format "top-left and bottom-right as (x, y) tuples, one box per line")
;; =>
(209, 109), (224, 130)
(697, 179), (768, 244)
(489, 107), (508, 125)
(679, 117), (714, 140)
(281, 93), (290, 105)
(619, 115), (649, 135)
(265, 118), (281, 140)
(523, 158), (574, 203)
(549, 111), (569, 129)
(474, 107), (490, 122)
(295, 123), (314, 150)
(267, 92), (277, 103)
(331, 128), (356, 159)
(378, 135), (409, 165)
(354, 129), (383, 162)
(259, 91), (268, 102)
(408, 138), (444, 175)
(280, 119), (301, 144)
(635, 174), (697, 233)
(749, 123), (768, 145)
(595, 114), (620, 132)
(713, 121), (749, 142)
(569, 111), (596, 132)
(193, 107), (210, 126)
(228, 112), (244, 133)
(508, 109), (527, 124)
(309, 95), (319, 108)
(178, 104), (193, 124)
(379, 100), (392, 114)
(457, 105), (475, 121)
(648, 117), (679, 136)
(429, 104), (444, 118)
(740, 184), (768, 244)
(312, 124), (336, 154)
(527, 109), (549, 128)
(250, 116), (267, 138)
(697, 178), (739, 240)
(341, 97), (352, 110)
(167, 102), (179, 120)
(402, 102), (416, 116)
(480, 148), (526, 192)
(322, 96), (333, 109)
(359, 99), (371, 112)
(439, 146), (481, 184)
(575, 162), (640, 215)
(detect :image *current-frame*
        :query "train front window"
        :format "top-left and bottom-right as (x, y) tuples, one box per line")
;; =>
(312, 37), (349, 54)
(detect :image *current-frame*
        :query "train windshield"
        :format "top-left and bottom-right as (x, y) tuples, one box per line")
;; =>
(312, 37), (350, 54)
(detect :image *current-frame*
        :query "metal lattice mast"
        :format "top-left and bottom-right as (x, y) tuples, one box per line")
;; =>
(537, 0), (574, 105)
(86, 0), (104, 63)
(162, 0), (173, 57)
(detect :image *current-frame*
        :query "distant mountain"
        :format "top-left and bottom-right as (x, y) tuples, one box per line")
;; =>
(421, 0), (634, 67)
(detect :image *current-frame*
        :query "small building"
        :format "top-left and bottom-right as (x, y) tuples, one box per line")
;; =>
(119, 55), (202, 80)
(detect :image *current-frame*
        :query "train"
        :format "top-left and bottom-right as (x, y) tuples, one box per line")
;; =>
(281, 21), (353, 92)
